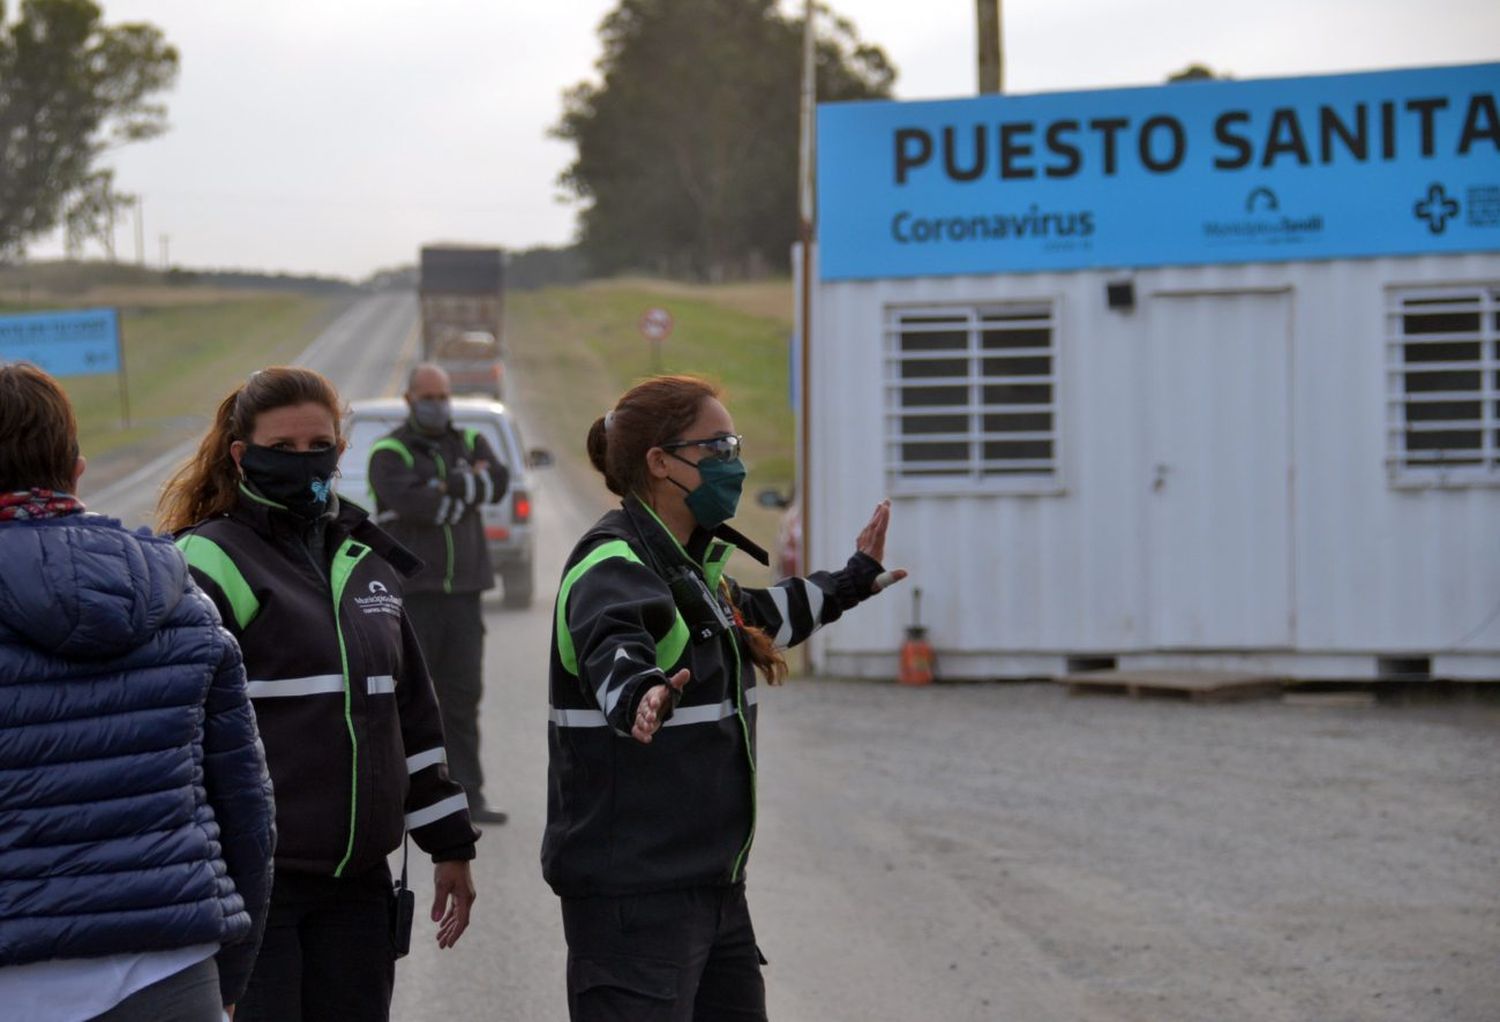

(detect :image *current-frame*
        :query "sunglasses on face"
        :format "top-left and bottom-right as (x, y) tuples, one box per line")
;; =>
(661, 433), (743, 463)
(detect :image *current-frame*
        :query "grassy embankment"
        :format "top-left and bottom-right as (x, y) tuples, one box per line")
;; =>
(0, 270), (348, 486)
(505, 277), (796, 583)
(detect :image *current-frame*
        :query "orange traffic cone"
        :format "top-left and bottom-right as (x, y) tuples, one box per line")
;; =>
(898, 587), (934, 686)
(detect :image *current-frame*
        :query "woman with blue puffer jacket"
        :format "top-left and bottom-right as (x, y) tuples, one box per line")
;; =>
(0, 363), (276, 1022)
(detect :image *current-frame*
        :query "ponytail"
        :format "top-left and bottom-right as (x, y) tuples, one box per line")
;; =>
(724, 582), (789, 685)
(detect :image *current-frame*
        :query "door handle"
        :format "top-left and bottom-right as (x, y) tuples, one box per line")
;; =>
(1152, 463), (1171, 492)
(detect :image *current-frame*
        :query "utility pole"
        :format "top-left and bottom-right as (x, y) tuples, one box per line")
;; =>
(977, 0), (1004, 94)
(797, 0), (816, 600)
(133, 197), (145, 266)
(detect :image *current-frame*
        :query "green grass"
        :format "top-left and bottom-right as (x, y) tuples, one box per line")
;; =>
(6, 294), (347, 466)
(508, 279), (796, 484)
(506, 278), (797, 582)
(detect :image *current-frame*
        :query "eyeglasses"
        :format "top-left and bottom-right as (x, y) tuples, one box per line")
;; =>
(661, 433), (742, 463)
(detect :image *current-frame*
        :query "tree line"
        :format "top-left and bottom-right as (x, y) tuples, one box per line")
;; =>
(555, 0), (896, 281)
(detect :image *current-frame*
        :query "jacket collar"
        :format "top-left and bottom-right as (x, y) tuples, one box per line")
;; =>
(230, 489), (424, 578)
(621, 495), (707, 573)
(621, 495), (770, 570)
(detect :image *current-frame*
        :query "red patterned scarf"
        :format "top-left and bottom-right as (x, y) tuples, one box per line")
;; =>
(0, 488), (86, 521)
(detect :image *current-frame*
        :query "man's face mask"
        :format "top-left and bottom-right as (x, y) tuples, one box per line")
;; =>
(239, 444), (340, 520)
(664, 434), (745, 529)
(410, 397), (451, 434)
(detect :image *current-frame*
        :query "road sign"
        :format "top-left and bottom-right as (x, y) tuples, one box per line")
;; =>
(638, 307), (674, 342)
(0, 308), (121, 377)
(0, 307), (130, 425)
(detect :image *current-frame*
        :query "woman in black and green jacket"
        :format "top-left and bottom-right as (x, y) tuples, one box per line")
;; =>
(544, 374), (905, 1021)
(158, 367), (480, 1022)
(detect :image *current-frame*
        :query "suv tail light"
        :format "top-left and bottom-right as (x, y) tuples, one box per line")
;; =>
(512, 490), (531, 524)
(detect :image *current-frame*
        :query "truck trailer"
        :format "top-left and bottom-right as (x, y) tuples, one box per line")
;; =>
(418, 245), (505, 399)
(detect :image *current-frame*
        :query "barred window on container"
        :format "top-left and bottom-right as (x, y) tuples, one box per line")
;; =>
(885, 303), (1058, 490)
(1386, 286), (1500, 487)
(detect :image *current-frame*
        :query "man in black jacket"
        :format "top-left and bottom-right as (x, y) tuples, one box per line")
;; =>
(369, 363), (511, 824)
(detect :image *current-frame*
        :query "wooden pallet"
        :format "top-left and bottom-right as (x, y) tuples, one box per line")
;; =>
(1061, 669), (1284, 703)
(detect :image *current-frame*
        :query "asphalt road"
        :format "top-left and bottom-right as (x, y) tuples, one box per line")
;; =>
(76, 298), (1500, 1020)
(83, 291), (417, 528)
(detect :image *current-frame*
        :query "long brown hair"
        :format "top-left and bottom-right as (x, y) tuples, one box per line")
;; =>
(157, 366), (346, 534)
(588, 375), (787, 684)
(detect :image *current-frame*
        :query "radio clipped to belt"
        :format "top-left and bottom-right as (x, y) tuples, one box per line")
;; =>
(390, 833), (415, 958)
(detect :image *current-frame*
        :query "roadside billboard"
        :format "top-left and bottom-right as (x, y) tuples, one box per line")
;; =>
(0, 308), (122, 376)
(0, 308), (128, 421)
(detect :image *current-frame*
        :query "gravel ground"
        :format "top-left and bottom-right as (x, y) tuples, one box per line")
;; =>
(751, 680), (1500, 1022)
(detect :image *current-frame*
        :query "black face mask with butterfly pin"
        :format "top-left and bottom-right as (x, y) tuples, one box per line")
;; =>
(240, 444), (341, 520)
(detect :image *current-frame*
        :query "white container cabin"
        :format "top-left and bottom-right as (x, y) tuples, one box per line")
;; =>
(801, 62), (1500, 681)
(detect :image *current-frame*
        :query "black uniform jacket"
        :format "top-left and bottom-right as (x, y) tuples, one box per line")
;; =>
(542, 496), (881, 898)
(177, 489), (478, 876)
(367, 420), (510, 596)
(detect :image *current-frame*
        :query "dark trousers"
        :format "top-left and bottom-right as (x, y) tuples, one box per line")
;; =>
(561, 884), (768, 1022)
(236, 865), (395, 1022)
(91, 957), (221, 1022)
(405, 590), (489, 805)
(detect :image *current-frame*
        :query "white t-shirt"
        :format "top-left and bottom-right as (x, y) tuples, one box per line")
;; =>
(0, 944), (217, 1022)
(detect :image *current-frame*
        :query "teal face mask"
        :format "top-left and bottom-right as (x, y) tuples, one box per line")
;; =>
(668, 453), (746, 529)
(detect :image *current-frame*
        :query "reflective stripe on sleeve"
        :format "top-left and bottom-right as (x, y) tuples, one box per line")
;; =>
(765, 586), (792, 647)
(246, 674), (344, 699)
(479, 472), (494, 504)
(548, 688), (759, 730)
(434, 495), (452, 524)
(405, 793), (468, 830)
(804, 578), (825, 625)
(549, 707), (608, 728)
(367, 675), (396, 695)
(406, 747), (447, 774)
(594, 648), (632, 717)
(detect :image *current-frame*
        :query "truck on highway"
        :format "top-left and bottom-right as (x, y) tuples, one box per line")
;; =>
(418, 245), (506, 399)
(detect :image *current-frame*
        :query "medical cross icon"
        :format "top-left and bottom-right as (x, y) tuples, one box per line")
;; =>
(1414, 183), (1459, 235)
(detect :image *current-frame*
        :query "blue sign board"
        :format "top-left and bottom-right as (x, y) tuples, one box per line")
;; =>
(0, 308), (122, 377)
(817, 62), (1500, 280)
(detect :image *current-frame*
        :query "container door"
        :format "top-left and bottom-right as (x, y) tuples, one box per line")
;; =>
(1144, 291), (1293, 648)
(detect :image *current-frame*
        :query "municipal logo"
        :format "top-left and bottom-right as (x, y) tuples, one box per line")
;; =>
(1245, 187), (1279, 213)
(356, 579), (402, 616)
(1202, 187), (1322, 245)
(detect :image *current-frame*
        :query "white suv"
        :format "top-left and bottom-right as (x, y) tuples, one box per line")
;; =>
(338, 397), (550, 607)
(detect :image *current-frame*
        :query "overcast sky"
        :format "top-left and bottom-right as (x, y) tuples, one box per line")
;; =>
(28, 0), (1500, 279)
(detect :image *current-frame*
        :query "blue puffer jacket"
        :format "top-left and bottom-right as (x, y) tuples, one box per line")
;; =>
(0, 513), (276, 1004)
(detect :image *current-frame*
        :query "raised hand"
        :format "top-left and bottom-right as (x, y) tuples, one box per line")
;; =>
(856, 499), (908, 592)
